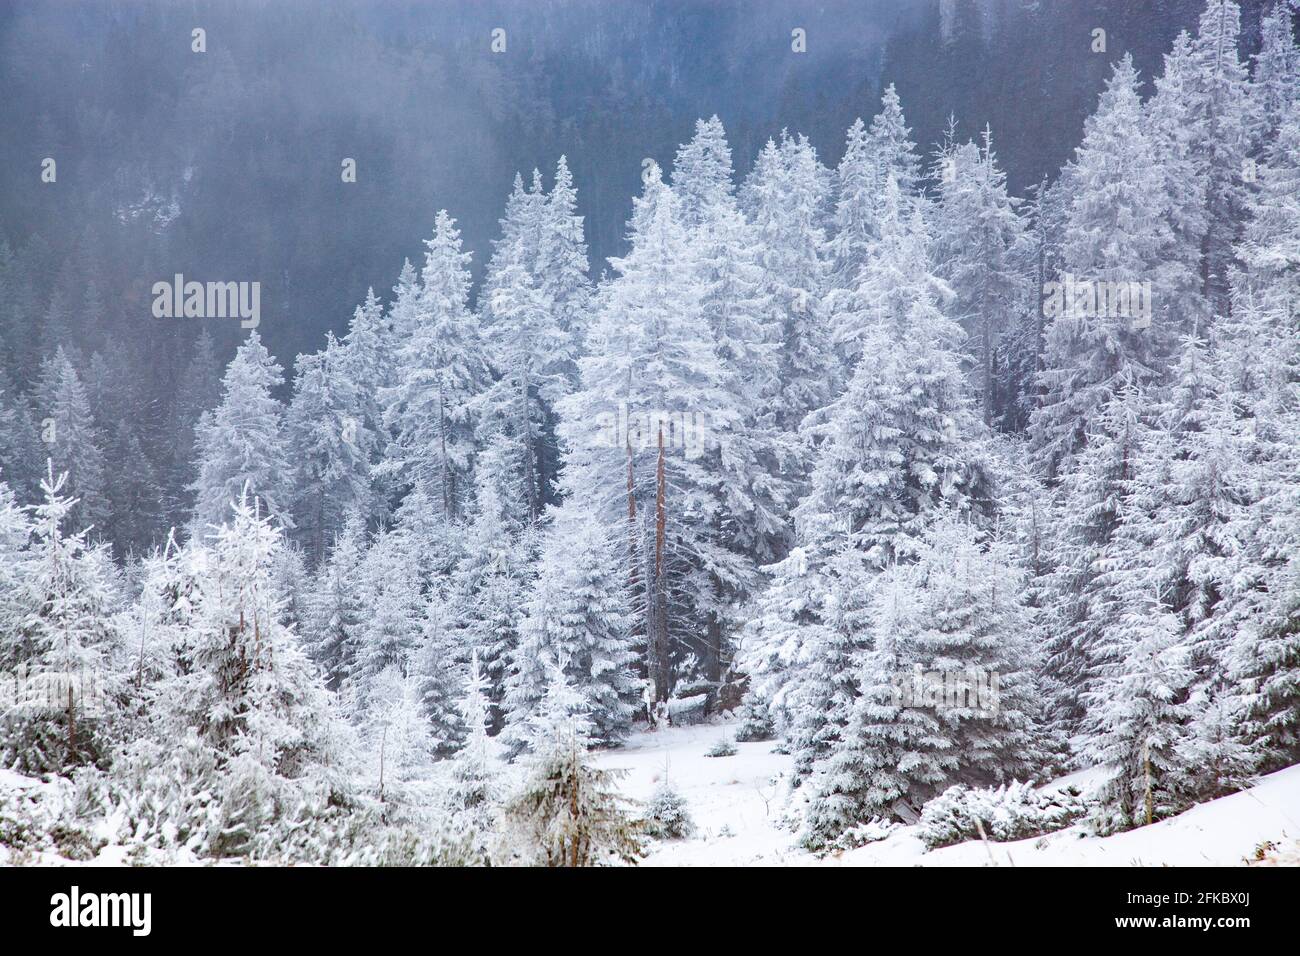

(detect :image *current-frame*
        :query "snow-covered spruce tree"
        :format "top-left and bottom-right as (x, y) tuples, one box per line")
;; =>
(378, 211), (493, 522)
(557, 162), (746, 703)
(348, 523), (425, 717)
(931, 128), (1028, 425)
(303, 513), (367, 691)
(501, 499), (640, 756)
(3, 464), (119, 774)
(129, 490), (354, 859)
(190, 331), (293, 533)
(496, 664), (641, 867)
(672, 115), (790, 567)
(1039, 386), (1148, 730)
(445, 651), (503, 854)
(34, 347), (109, 534)
(443, 434), (529, 733)
(743, 177), (993, 766)
(828, 84), (924, 302)
(740, 132), (837, 466)
(336, 287), (394, 523)
(1082, 592), (1195, 834)
(0, 474), (33, 669)
(411, 584), (467, 758)
(104, 420), (163, 559)
(1146, 30), (1211, 339)
(1029, 55), (1177, 480)
(1211, 101), (1300, 771)
(1250, 2), (1299, 152)
(360, 665), (436, 812)
(537, 155), (594, 378)
(479, 160), (583, 522)
(0, 375), (47, 504)
(799, 516), (1041, 849)
(285, 332), (377, 563)
(1184, 0), (1259, 317)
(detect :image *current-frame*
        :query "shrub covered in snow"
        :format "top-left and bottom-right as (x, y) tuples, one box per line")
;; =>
(643, 783), (694, 839)
(918, 781), (1087, 850)
(705, 738), (738, 758)
(733, 694), (775, 742)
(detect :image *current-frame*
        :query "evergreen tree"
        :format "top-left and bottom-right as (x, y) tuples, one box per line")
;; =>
(378, 212), (492, 521)
(190, 332), (292, 533)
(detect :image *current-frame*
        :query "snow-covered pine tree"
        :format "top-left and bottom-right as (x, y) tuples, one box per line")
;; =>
(480, 186), (573, 523)
(141, 490), (354, 858)
(336, 287), (393, 525)
(1039, 386), (1149, 730)
(445, 650), (503, 851)
(557, 162), (745, 703)
(443, 434), (529, 733)
(286, 332), (377, 562)
(931, 128), (1028, 425)
(35, 347), (109, 533)
(3, 464), (119, 773)
(1212, 99), (1300, 771)
(378, 211), (492, 521)
(1030, 55), (1176, 480)
(501, 499), (640, 756)
(800, 515), (1041, 848)
(304, 512), (367, 691)
(190, 331), (293, 533)
(740, 132), (837, 464)
(671, 116), (789, 679)
(1184, 0), (1259, 317)
(1082, 590), (1194, 833)
(348, 524), (425, 717)
(1250, 2), (1299, 152)
(496, 663), (640, 867)
(361, 665), (436, 811)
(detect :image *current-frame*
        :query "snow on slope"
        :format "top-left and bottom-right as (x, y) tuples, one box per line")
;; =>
(596, 720), (1300, 867)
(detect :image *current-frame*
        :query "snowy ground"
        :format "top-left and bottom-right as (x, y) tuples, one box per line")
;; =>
(595, 720), (1300, 867)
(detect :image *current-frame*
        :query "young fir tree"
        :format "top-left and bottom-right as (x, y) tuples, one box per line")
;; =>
(286, 332), (377, 563)
(378, 211), (493, 521)
(190, 331), (293, 533)
(143, 491), (352, 858)
(361, 664), (436, 811)
(304, 513), (367, 691)
(1082, 590), (1194, 833)
(348, 525), (425, 717)
(501, 499), (640, 756)
(800, 516), (1041, 849)
(445, 650), (503, 853)
(931, 129), (1028, 425)
(36, 347), (109, 533)
(496, 663), (641, 867)
(1030, 55), (1176, 480)
(3, 465), (118, 773)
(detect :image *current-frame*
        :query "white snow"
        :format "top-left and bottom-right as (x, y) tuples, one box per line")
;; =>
(595, 720), (1300, 867)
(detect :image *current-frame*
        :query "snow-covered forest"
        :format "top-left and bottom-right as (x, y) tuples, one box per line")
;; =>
(0, 0), (1297, 867)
